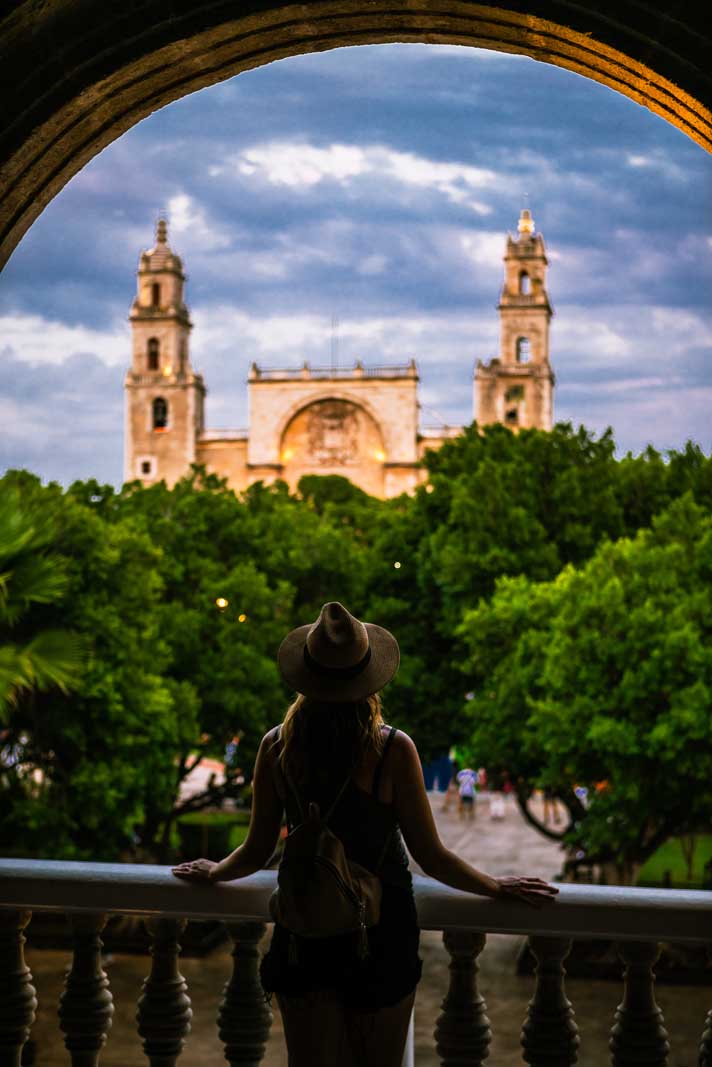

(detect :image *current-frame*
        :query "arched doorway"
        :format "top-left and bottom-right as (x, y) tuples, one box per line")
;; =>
(1, 2), (711, 269)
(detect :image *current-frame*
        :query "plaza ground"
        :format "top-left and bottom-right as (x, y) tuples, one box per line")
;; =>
(25, 792), (708, 1065)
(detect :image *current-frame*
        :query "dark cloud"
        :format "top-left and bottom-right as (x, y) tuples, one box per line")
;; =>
(0, 44), (710, 482)
(0, 351), (122, 485)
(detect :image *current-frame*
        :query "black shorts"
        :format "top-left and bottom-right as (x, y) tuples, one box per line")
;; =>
(460, 794), (474, 805)
(260, 883), (422, 1013)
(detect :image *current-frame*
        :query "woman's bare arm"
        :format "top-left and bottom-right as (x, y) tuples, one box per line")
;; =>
(172, 728), (284, 883)
(391, 732), (558, 905)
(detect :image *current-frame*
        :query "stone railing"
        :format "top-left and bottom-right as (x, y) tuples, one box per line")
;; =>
(1, 860), (710, 1067)
(249, 362), (418, 381)
(198, 428), (249, 441)
(419, 426), (464, 439)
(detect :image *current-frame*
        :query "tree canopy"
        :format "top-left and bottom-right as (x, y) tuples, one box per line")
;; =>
(2, 423), (711, 872)
(458, 494), (712, 881)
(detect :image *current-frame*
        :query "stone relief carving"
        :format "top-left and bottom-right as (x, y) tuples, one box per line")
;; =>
(307, 400), (359, 465)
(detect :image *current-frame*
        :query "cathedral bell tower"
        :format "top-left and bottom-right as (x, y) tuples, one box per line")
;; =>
(124, 219), (205, 485)
(475, 208), (555, 431)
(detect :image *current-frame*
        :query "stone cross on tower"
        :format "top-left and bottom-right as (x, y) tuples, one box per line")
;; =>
(124, 219), (206, 484)
(474, 208), (555, 431)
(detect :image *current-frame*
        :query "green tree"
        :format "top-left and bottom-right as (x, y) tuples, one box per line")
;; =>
(0, 482), (84, 713)
(459, 494), (712, 882)
(0, 472), (184, 861)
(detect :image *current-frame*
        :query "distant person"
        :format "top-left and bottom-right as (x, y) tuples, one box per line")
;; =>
(441, 757), (459, 812)
(174, 602), (557, 1067)
(457, 767), (478, 820)
(542, 786), (562, 826)
(487, 769), (506, 820)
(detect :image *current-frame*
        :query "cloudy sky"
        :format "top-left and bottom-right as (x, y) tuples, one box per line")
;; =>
(1, 43), (711, 486)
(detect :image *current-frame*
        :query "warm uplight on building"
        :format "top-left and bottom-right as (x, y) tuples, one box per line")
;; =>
(373, 449), (386, 462)
(281, 448), (293, 462)
(162, 365), (172, 377)
(238, 613), (247, 623)
(394, 561), (401, 569)
(216, 597), (229, 610)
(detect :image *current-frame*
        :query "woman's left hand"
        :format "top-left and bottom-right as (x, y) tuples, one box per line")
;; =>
(172, 858), (218, 882)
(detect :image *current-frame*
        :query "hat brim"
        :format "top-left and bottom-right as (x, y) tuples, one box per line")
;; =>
(277, 622), (400, 702)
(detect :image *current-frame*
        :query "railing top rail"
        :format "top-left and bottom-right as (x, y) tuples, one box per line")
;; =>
(1, 860), (709, 943)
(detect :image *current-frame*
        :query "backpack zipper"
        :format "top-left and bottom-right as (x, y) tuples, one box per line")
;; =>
(313, 855), (363, 909)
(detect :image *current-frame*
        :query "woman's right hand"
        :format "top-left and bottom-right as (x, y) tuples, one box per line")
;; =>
(495, 875), (559, 906)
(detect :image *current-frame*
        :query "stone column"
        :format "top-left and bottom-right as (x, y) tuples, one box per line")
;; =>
(434, 930), (491, 1066)
(137, 918), (192, 1067)
(609, 941), (669, 1066)
(217, 922), (272, 1067)
(59, 913), (114, 1067)
(0, 911), (37, 1067)
(521, 936), (579, 1066)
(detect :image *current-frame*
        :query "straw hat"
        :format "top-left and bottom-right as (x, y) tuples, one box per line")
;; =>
(277, 602), (400, 701)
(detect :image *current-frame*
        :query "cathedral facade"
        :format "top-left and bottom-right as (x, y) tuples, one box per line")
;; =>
(124, 210), (555, 497)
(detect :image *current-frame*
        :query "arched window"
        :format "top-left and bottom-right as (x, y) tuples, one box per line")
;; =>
(516, 337), (531, 363)
(152, 397), (168, 430)
(151, 282), (161, 307)
(505, 385), (525, 403)
(147, 337), (160, 371)
(519, 272), (531, 295)
(505, 408), (519, 426)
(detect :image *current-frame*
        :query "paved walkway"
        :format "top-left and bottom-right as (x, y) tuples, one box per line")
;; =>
(25, 792), (707, 1066)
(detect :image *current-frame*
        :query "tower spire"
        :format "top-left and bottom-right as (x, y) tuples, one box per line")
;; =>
(474, 207), (554, 432)
(156, 216), (168, 245)
(518, 206), (534, 236)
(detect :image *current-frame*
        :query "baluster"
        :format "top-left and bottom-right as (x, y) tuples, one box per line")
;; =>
(521, 936), (579, 1066)
(58, 913), (114, 1067)
(700, 1007), (712, 1066)
(0, 911), (37, 1067)
(137, 918), (192, 1067)
(217, 922), (272, 1067)
(434, 929), (491, 1067)
(610, 941), (669, 1066)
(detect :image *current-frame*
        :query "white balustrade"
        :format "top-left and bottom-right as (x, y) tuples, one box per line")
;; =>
(609, 941), (669, 1066)
(521, 936), (578, 1066)
(217, 922), (273, 1066)
(0, 910), (36, 1067)
(136, 917), (192, 1067)
(434, 930), (491, 1066)
(0, 860), (709, 1066)
(58, 913), (113, 1067)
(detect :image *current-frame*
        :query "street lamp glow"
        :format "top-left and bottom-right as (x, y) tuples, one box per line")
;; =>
(393, 561), (401, 569)
(215, 597), (229, 610)
(238, 613), (247, 623)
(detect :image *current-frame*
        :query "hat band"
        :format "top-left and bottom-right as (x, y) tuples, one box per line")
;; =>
(303, 645), (372, 679)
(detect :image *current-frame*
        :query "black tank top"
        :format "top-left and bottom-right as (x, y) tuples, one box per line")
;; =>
(277, 725), (413, 893)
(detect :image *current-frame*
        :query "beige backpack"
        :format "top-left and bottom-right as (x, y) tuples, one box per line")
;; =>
(269, 767), (383, 960)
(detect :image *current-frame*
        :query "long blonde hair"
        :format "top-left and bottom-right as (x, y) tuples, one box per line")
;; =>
(278, 692), (385, 786)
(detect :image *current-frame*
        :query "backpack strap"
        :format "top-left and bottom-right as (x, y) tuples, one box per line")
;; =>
(276, 724), (351, 827)
(372, 726), (397, 802)
(322, 771), (353, 824)
(272, 725), (305, 822)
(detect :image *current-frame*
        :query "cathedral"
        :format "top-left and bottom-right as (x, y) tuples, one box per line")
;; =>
(124, 209), (555, 497)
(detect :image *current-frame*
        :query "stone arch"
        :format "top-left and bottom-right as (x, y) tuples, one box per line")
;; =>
(1, 2), (711, 269)
(279, 395), (387, 497)
(275, 390), (388, 453)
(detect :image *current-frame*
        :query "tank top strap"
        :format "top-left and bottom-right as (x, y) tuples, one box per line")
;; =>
(372, 725), (397, 801)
